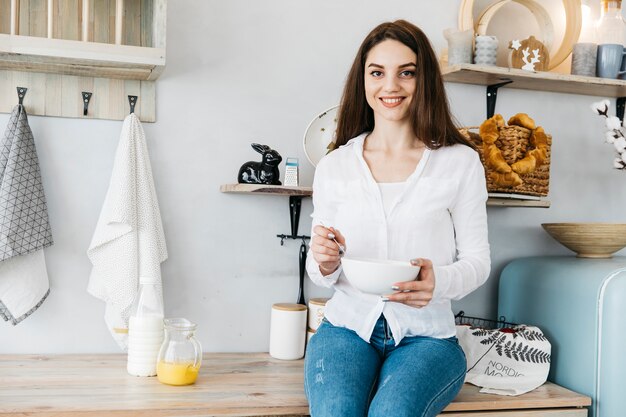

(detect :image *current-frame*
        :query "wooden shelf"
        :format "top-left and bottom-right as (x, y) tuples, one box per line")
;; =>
(220, 184), (548, 207)
(487, 197), (550, 208)
(0, 34), (165, 81)
(442, 63), (626, 97)
(220, 183), (313, 197)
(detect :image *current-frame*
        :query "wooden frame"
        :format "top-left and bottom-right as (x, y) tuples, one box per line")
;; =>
(458, 0), (582, 70)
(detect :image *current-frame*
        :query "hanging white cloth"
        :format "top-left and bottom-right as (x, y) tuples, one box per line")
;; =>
(87, 113), (168, 350)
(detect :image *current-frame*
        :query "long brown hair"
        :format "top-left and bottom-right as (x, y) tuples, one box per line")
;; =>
(335, 20), (472, 149)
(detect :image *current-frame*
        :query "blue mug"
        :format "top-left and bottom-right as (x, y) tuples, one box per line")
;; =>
(597, 44), (626, 79)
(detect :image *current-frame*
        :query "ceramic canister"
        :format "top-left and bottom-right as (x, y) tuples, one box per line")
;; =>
(269, 303), (307, 360)
(571, 42), (597, 76)
(307, 298), (329, 331)
(307, 327), (316, 345)
(474, 35), (498, 66)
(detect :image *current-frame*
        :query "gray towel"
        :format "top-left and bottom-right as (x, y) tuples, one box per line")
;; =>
(0, 105), (53, 261)
(0, 105), (53, 324)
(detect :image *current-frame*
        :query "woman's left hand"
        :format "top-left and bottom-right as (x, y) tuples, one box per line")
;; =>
(386, 258), (435, 308)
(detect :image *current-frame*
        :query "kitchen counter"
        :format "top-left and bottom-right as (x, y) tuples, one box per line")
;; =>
(0, 353), (590, 416)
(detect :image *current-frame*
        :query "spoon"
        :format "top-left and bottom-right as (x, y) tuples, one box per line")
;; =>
(319, 221), (345, 256)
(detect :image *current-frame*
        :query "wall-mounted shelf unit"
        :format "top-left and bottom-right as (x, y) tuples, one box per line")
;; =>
(219, 183), (312, 196)
(220, 184), (549, 208)
(220, 183), (548, 306)
(220, 183), (313, 305)
(0, 0), (166, 122)
(487, 197), (550, 208)
(443, 63), (626, 97)
(441, 63), (620, 208)
(442, 63), (626, 120)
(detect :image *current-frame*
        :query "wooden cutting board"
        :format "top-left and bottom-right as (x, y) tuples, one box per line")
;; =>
(510, 36), (550, 71)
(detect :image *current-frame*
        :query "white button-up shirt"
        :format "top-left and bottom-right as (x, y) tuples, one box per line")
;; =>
(306, 133), (491, 344)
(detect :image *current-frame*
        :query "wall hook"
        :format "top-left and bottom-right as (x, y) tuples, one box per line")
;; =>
(128, 95), (138, 114)
(16, 87), (27, 106)
(82, 92), (93, 116)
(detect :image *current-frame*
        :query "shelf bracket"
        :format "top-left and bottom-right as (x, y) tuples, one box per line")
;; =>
(486, 80), (513, 119)
(279, 196), (311, 306)
(617, 97), (626, 123)
(289, 196), (302, 238)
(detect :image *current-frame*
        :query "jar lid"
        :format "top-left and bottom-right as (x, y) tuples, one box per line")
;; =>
(273, 303), (307, 312)
(308, 298), (329, 306)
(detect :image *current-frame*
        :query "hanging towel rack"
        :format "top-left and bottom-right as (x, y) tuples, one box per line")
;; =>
(1, 0), (165, 122)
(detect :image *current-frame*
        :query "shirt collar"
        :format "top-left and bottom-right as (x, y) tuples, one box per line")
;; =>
(351, 132), (432, 186)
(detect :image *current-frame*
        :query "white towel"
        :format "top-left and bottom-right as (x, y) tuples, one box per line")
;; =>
(87, 113), (167, 350)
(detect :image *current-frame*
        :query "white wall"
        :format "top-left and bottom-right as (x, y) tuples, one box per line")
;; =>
(1, 0), (625, 353)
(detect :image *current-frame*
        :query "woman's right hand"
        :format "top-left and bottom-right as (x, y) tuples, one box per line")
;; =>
(312, 225), (346, 276)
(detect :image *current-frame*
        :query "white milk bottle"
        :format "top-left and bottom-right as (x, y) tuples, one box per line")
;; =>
(127, 276), (164, 377)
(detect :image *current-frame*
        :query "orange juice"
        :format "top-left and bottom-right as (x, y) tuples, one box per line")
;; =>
(157, 361), (200, 386)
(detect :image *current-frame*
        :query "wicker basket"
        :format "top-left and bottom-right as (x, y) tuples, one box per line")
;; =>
(460, 123), (552, 197)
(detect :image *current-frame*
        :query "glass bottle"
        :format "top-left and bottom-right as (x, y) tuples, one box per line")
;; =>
(596, 0), (626, 45)
(127, 276), (164, 377)
(157, 318), (202, 386)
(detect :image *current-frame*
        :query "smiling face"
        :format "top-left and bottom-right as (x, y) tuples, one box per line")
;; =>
(364, 39), (417, 124)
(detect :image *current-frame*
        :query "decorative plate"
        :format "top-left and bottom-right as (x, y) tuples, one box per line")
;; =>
(303, 105), (339, 167)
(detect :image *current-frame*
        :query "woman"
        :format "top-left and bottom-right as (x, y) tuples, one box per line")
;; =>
(304, 20), (491, 417)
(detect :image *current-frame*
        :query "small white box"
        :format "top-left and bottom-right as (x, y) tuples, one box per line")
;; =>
(284, 157), (299, 186)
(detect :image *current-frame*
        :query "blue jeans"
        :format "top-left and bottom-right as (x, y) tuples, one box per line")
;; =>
(304, 315), (466, 417)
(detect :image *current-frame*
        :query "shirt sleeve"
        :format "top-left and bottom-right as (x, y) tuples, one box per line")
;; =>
(306, 157), (342, 288)
(432, 151), (491, 301)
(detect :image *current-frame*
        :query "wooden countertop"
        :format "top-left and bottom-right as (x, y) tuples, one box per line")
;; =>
(0, 353), (591, 416)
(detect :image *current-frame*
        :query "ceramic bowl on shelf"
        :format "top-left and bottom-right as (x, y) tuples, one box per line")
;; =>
(341, 257), (420, 295)
(541, 223), (626, 258)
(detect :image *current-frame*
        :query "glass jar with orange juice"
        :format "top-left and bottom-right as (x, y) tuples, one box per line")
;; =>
(156, 318), (202, 386)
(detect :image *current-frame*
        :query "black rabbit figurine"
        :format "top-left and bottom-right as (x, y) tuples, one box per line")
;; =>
(238, 143), (283, 185)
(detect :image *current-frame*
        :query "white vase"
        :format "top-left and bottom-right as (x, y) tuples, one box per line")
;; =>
(474, 35), (498, 66)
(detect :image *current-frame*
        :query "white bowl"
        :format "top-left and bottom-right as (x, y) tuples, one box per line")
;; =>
(341, 257), (420, 295)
